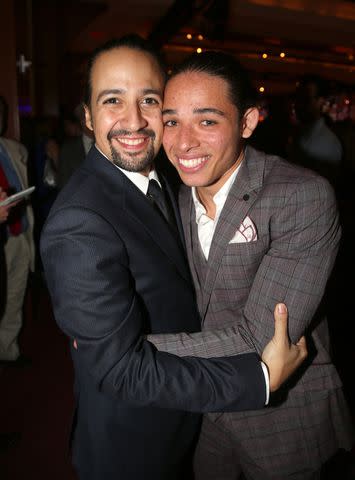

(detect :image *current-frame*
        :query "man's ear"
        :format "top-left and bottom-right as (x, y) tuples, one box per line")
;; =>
(84, 104), (94, 132)
(241, 107), (259, 139)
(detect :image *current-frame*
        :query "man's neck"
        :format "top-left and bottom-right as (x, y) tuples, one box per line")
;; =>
(196, 150), (245, 219)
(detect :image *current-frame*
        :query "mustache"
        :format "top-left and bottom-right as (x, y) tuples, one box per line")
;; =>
(107, 129), (155, 141)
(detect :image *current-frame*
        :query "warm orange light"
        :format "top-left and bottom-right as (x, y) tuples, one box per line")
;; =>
(280, 52), (286, 58)
(345, 99), (350, 105)
(198, 34), (204, 40)
(349, 54), (354, 61)
(186, 33), (192, 40)
(262, 53), (268, 59)
(259, 86), (265, 93)
(196, 48), (202, 54)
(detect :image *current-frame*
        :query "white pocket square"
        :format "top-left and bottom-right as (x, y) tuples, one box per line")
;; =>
(229, 216), (257, 243)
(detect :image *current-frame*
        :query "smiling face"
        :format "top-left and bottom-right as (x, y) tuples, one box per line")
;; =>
(85, 47), (165, 175)
(162, 71), (258, 195)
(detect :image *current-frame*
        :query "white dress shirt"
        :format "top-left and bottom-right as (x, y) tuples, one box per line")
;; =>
(192, 165), (241, 260)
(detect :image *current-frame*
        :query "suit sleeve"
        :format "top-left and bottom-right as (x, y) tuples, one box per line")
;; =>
(148, 175), (340, 355)
(40, 205), (266, 413)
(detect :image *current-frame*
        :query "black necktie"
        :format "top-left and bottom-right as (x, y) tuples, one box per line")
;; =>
(147, 179), (171, 224)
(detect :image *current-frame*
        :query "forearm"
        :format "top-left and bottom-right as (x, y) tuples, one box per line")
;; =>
(147, 325), (255, 358)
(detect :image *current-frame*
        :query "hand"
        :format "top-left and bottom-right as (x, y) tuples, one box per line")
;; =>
(0, 205), (10, 223)
(261, 303), (307, 392)
(0, 189), (10, 223)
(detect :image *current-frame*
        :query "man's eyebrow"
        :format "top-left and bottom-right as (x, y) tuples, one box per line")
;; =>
(96, 89), (125, 103)
(194, 107), (225, 116)
(162, 107), (225, 116)
(162, 108), (176, 115)
(142, 88), (162, 96)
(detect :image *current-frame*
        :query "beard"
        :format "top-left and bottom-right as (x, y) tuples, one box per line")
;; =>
(108, 128), (156, 172)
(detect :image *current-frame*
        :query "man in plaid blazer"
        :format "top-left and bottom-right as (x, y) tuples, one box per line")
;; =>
(149, 51), (354, 479)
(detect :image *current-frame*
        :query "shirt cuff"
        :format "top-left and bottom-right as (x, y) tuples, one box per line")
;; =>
(261, 362), (270, 405)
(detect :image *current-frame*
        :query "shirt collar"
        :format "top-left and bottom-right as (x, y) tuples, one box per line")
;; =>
(95, 144), (160, 195)
(192, 162), (242, 223)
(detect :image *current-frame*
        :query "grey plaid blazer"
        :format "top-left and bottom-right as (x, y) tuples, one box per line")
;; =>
(149, 146), (353, 474)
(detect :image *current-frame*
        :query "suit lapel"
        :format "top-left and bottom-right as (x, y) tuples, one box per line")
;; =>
(85, 148), (191, 283)
(201, 146), (266, 319)
(179, 186), (201, 293)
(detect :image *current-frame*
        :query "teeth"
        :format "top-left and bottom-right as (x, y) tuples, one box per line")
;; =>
(179, 156), (208, 168)
(118, 138), (146, 146)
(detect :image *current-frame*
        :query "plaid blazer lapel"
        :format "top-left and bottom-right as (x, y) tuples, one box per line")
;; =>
(201, 147), (266, 320)
(179, 186), (202, 297)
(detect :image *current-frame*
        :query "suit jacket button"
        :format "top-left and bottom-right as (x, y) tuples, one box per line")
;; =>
(243, 194), (250, 201)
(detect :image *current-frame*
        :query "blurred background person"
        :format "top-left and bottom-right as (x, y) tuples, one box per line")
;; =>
(0, 95), (34, 364)
(57, 104), (94, 189)
(290, 75), (343, 187)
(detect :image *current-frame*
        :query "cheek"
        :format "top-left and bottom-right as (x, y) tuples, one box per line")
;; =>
(151, 115), (163, 140)
(209, 133), (237, 167)
(162, 129), (174, 151)
(205, 132), (227, 155)
(96, 109), (121, 133)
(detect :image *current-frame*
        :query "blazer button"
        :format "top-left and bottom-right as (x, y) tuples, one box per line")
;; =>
(243, 194), (250, 201)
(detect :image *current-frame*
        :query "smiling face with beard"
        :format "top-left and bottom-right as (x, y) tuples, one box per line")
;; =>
(108, 128), (156, 172)
(85, 46), (165, 176)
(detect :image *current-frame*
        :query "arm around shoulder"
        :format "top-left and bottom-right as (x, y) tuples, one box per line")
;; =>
(41, 205), (267, 413)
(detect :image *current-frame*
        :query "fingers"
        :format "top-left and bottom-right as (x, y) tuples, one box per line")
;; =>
(73, 339), (78, 350)
(272, 303), (288, 343)
(262, 303), (308, 391)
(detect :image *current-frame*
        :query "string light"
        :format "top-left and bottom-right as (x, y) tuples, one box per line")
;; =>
(198, 34), (204, 40)
(262, 53), (268, 59)
(196, 48), (202, 54)
(186, 33), (192, 40)
(280, 52), (286, 58)
(259, 86), (265, 93)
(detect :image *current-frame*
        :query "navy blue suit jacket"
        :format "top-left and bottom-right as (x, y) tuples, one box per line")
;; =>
(40, 147), (266, 479)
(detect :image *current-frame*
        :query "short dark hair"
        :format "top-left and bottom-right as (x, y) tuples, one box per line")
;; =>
(84, 34), (166, 106)
(170, 51), (257, 118)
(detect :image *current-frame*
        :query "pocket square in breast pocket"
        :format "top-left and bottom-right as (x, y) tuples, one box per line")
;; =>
(229, 216), (258, 243)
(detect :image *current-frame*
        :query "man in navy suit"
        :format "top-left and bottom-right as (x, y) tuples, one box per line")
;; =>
(40, 35), (306, 480)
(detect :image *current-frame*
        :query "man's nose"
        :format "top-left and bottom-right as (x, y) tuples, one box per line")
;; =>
(122, 104), (148, 131)
(176, 125), (199, 152)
